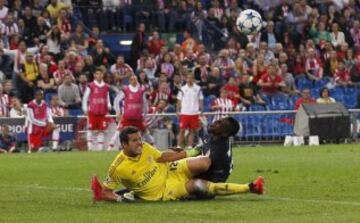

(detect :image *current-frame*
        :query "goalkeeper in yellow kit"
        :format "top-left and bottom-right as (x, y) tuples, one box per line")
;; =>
(91, 119), (264, 202)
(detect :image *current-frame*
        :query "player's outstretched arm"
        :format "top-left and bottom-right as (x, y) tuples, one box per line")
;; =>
(156, 148), (201, 163)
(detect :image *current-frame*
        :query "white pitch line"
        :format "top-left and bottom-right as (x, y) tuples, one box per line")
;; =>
(0, 184), (91, 192)
(1, 184), (360, 207)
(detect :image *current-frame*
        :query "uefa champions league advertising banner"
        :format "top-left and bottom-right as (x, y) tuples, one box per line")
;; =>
(0, 117), (78, 141)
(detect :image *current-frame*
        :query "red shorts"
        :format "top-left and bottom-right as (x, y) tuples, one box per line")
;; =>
(118, 119), (146, 131)
(88, 113), (108, 131)
(179, 115), (200, 130)
(28, 125), (52, 150)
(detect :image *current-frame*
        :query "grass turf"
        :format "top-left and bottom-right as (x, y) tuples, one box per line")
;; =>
(0, 144), (359, 223)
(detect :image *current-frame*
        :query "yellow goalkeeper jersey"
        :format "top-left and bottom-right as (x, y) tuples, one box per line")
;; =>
(103, 143), (168, 201)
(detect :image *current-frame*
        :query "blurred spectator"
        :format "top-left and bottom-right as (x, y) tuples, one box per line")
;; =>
(316, 87), (336, 104)
(169, 73), (182, 103)
(280, 63), (298, 96)
(69, 23), (89, 56)
(323, 50), (338, 78)
(46, 0), (70, 20)
(350, 20), (360, 50)
(239, 75), (265, 110)
(91, 39), (112, 67)
(77, 73), (88, 97)
(261, 21), (278, 50)
(143, 57), (157, 83)
(137, 70), (153, 92)
(147, 31), (165, 56)
(181, 49), (197, 70)
(46, 26), (62, 58)
(252, 54), (268, 85)
(305, 48), (323, 81)
(257, 64), (285, 96)
(18, 51), (38, 103)
(130, 23), (146, 68)
(203, 66), (222, 97)
(181, 30), (197, 53)
(160, 53), (174, 79)
(294, 88), (316, 110)
(0, 83), (9, 117)
(211, 88), (236, 123)
(334, 60), (352, 86)
(223, 77), (240, 104)
(350, 55), (360, 83)
(0, 0), (8, 21)
(0, 48), (12, 78)
(0, 124), (18, 153)
(57, 74), (81, 109)
(53, 60), (74, 86)
(9, 97), (25, 117)
(3, 80), (15, 97)
(37, 63), (56, 93)
(150, 81), (171, 105)
(110, 55), (133, 84)
(330, 22), (345, 48)
(213, 49), (234, 79)
(194, 55), (211, 82)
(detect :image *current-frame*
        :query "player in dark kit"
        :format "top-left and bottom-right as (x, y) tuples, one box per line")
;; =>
(197, 116), (240, 183)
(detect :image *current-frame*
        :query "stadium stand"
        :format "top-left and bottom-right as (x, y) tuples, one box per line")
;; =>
(0, 0), (359, 149)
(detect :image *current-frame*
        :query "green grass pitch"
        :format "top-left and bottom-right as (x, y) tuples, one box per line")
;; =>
(1, 144), (360, 223)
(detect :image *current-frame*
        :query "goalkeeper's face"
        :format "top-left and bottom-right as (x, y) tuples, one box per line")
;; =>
(124, 132), (143, 156)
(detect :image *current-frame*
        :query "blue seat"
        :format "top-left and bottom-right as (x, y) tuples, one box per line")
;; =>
(314, 79), (329, 89)
(249, 104), (266, 111)
(297, 77), (313, 90)
(344, 95), (358, 109)
(311, 88), (320, 98)
(68, 109), (83, 116)
(330, 87), (345, 103)
(44, 93), (57, 105)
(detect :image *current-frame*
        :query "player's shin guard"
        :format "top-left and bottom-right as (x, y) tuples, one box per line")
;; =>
(207, 182), (250, 196)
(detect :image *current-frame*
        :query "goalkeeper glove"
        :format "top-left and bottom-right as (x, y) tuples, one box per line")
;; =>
(116, 191), (136, 203)
(185, 147), (201, 157)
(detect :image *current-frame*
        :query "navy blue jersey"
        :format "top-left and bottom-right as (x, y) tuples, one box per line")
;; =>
(198, 134), (233, 182)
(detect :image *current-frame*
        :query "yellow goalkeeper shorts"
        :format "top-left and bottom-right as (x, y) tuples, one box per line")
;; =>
(162, 159), (193, 201)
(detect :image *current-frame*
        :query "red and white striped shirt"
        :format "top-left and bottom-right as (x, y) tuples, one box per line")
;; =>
(145, 106), (163, 128)
(0, 94), (10, 117)
(110, 63), (134, 77)
(51, 105), (66, 117)
(211, 97), (235, 122)
(53, 69), (74, 84)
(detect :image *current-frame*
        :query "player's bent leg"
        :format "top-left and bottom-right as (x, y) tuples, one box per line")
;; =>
(186, 156), (211, 176)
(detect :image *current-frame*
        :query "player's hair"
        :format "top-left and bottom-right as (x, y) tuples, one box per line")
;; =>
(224, 117), (240, 136)
(119, 126), (140, 144)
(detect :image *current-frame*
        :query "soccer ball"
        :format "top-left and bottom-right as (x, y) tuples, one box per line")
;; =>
(236, 9), (263, 35)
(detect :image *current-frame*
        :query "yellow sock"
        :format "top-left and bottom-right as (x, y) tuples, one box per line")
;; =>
(207, 182), (250, 196)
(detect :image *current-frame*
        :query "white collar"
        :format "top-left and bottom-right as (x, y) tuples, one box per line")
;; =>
(94, 80), (105, 87)
(129, 84), (139, 92)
